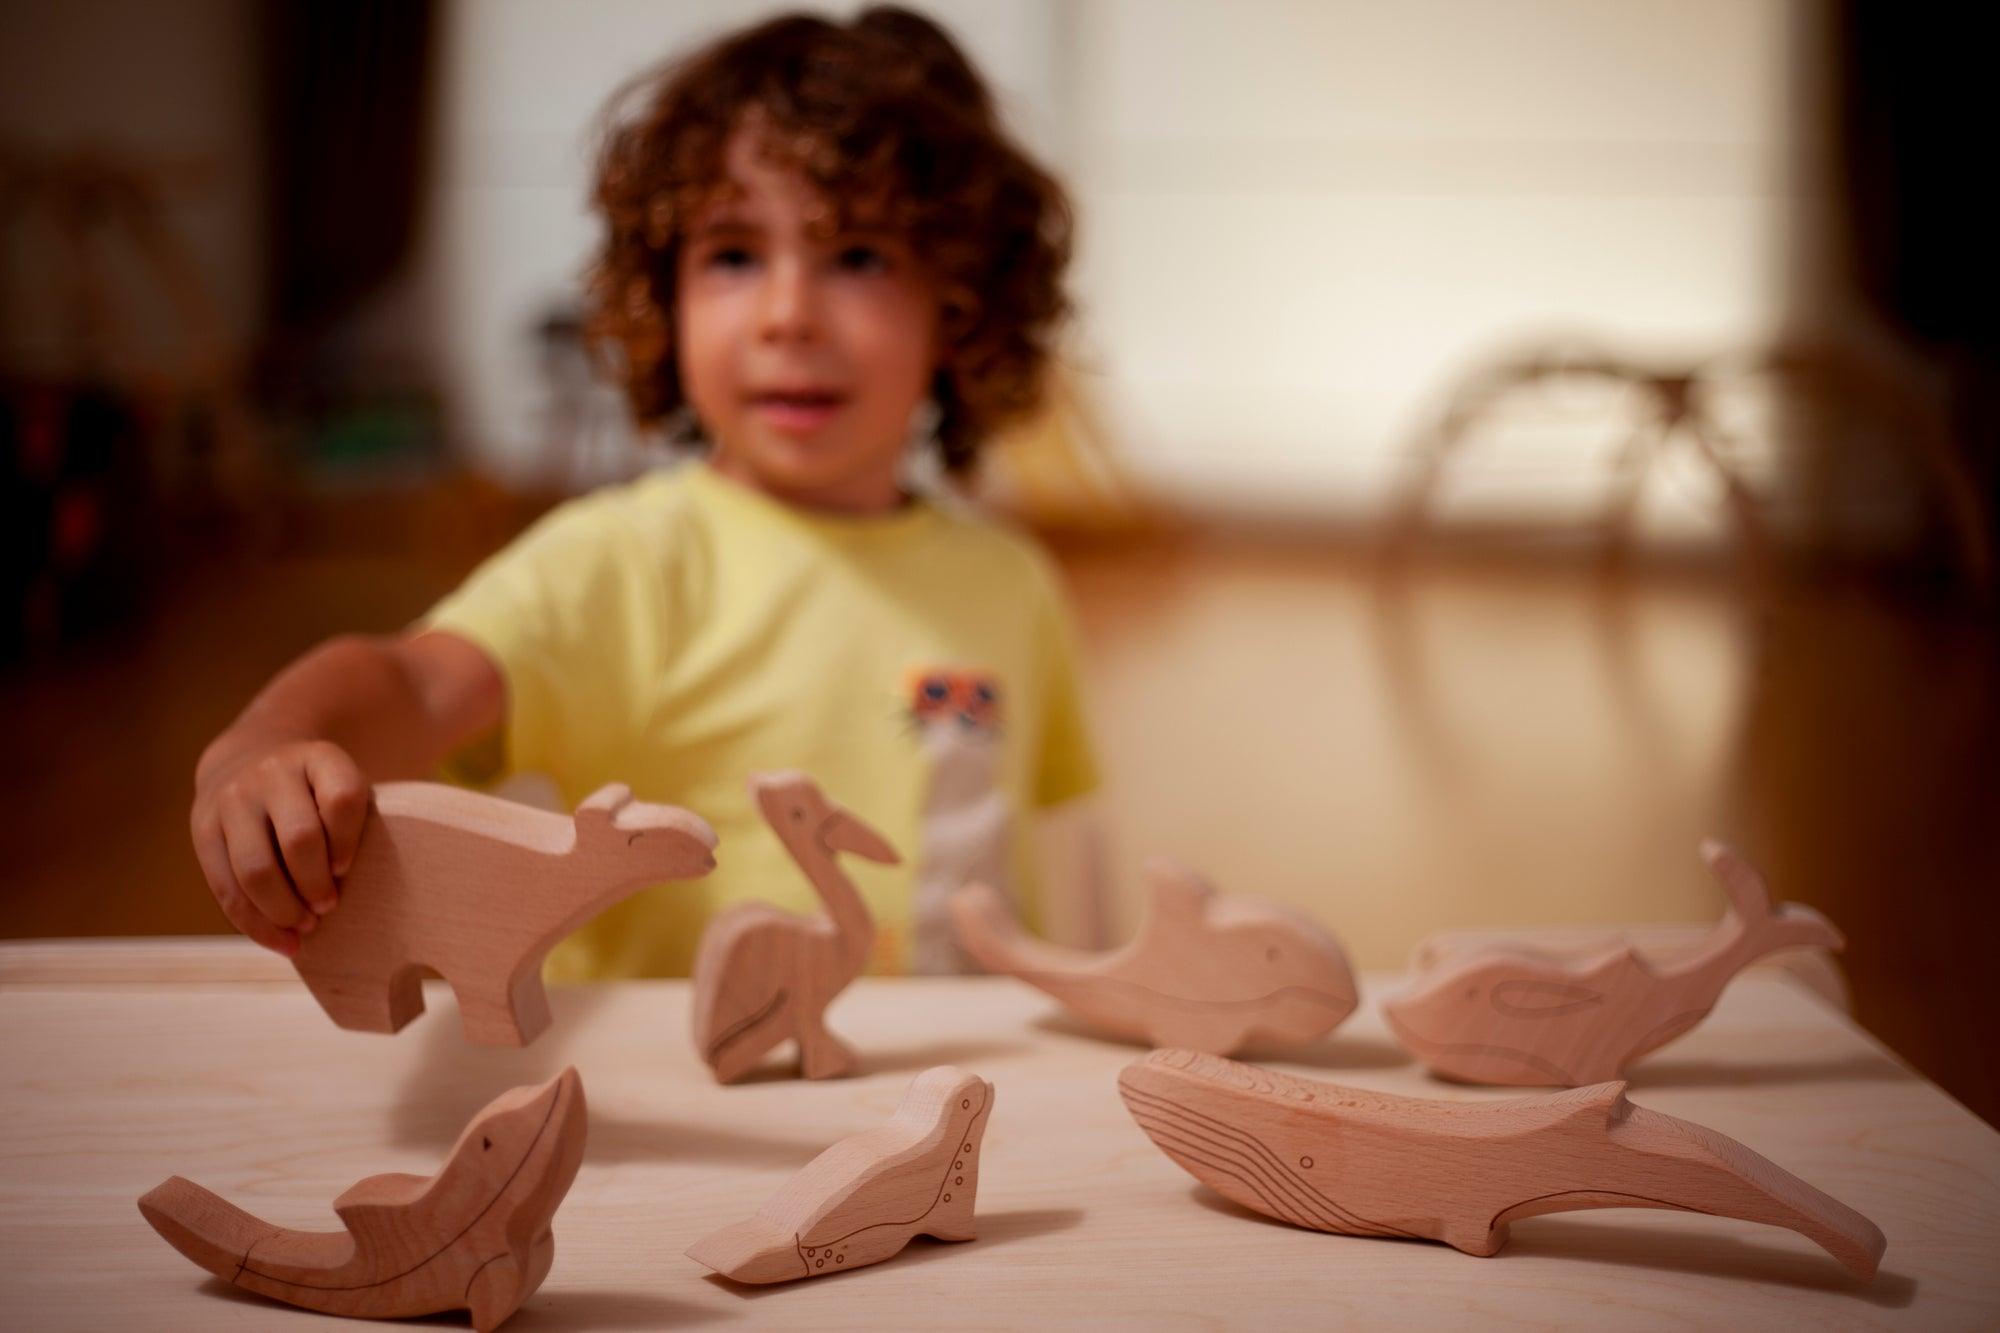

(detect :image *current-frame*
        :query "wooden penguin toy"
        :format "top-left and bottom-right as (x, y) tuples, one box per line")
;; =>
(139, 1068), (589, 1330)
(1385, 840), (1843, 1085)
(1119, 1049), (1884, 1279)
(294, 781), (716, 1046)
(687, 1066), (993, 1283)
(950, 859), (1356, 1054)
(691, 772), (899, 1082)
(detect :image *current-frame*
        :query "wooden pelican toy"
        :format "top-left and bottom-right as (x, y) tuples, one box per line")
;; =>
(1119, 1049), (1884, 1279)
(691, 772), (898, 1082)
(687, 1066), (993, 1283)
(950, 860), (1356, 1054)
(1385, 840), (1844, 1085)
(138, 1068), (588, 1330)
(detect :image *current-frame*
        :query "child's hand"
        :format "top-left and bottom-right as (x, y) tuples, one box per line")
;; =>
(189, 739), (371, 958)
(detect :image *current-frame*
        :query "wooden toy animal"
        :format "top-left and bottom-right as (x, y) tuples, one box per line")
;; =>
(294, 782), (716, 1046)
(138, 1068), (588, 1330)
(1385, 840), (1842, 1085)
(1119, 1049), (1884, 1279)
(950, 860), (1356, 1054)
(691, 772), (899, 1082)
(686, 1066), (992, 1283)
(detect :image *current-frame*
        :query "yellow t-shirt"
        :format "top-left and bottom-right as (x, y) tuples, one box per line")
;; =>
(423, 461), (1098, 979)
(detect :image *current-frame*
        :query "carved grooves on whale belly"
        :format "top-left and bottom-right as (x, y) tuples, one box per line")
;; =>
(1118, 1085), (1417, 1239)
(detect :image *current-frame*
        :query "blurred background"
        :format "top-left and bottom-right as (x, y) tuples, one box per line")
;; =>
(2, 2), (1993, 1119)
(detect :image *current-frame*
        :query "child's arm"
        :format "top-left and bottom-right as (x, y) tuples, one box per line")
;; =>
(189, 630), (503, 956)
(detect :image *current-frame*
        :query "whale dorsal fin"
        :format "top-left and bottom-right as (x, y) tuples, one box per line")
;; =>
(333, 1172), (435, 1250)
(1142, 860), (1216, 934)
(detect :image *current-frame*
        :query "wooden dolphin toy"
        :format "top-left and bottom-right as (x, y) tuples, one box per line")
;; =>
(950, 860), (1356, 1054)
(295, 781), (716, 1045)
(1119, 1049), (1884, 1279)
(687, 1066), (993, 1283)
(691, 772), (899, 1082)
(1385, 840), (1843, 1085)
(138, 1068), (588, 1330)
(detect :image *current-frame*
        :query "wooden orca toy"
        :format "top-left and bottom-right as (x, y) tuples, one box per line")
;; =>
(296, 781), (716, 1045)
(950, 860), (1356, 1054)
(138, 1068), (588, 1330)
(691, 772), (899, 1083)
(1119, 1049), (1884, 1279)
(1385, 840), (1844, 1085)
(686, 1066), (993, 1283)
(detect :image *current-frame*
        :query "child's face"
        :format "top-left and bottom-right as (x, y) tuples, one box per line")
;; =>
(676, 127), (942, 513)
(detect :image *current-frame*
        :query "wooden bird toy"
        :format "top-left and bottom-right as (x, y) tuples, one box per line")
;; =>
(294, 781), (716, 1046)
(950, 860), (1356, 1054)
(690, 772), (899, 1082)
(686, 1066), (993, 1283)
(138, 1068), (588, 1330)
(1119, 1049), (1884, 1278)
(1385, 840), (1843, 1085)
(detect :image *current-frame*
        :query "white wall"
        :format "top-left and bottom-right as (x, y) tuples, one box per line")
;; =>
(429, 0), (1797, 529)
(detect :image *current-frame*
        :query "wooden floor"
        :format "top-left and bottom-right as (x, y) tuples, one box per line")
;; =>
(3, 506), (1993, 1123)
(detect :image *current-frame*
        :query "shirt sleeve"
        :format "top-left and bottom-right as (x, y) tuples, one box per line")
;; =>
(1028, 554), (1101, 809)
(419, 492), (647, 786)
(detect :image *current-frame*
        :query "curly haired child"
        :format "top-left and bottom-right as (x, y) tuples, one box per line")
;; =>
(188, 7), (1101, 978)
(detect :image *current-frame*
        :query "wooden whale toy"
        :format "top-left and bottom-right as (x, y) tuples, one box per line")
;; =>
(691, 772), (898, 1082)
(686, 1066), (993, 1283)
(138, 1067), (588, 1330)
(1385, 840), (1842, 1085)
(295, 781), (716, 1045)
(1119, 1049), (1884, 1279)
(950, 860), (1356, 1054)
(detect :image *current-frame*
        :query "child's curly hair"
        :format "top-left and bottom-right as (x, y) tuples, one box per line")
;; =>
(588, 7), (1073, 475)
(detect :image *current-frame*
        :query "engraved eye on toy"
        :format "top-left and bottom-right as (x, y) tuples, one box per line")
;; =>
(1384, 841), (1845, 1086)
(687, 1066), (993, 1283)
(950, 858), (1356, 1055)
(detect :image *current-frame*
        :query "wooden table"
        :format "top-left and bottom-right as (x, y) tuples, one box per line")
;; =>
(3, 938), (1996, 1330)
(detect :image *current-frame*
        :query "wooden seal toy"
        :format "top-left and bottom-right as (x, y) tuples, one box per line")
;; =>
(1119, 1049), (1884, 1279)
(1384, 840), (1843, 1085)
(138, 1068), (589, 1330)
(293, 781), (717, 1046)
(950, 859), (1356, 1054)
(687, 1066), (993, 1283)
(690, 772), (899, 1082)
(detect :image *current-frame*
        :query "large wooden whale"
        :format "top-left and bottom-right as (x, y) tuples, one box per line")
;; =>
(296, 782), (716, 1045)
(686, 1066), (992, 1283)
(1385, 840), (1843, 1085)
(138, 1068), (588, 1330)
(1119, 1049), (1884, 1278)
(950, 860), (1356, 1054)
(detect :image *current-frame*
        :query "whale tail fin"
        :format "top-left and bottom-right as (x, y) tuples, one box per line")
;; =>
(139, 1176), (282, 1281)
(950, 882), (1087, 976)
(686, 1215), (805, 1284)
(1702, 840), (1845, 955)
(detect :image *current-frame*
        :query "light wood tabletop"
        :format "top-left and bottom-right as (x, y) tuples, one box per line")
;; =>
(2, 937), (1995, 1330)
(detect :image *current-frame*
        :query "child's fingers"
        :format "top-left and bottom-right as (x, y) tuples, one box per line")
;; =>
(266, 782), (337, 916)
(303, 745), (370, 880)
(191, 809), (299, 957)
(219, 794), (317, 934)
